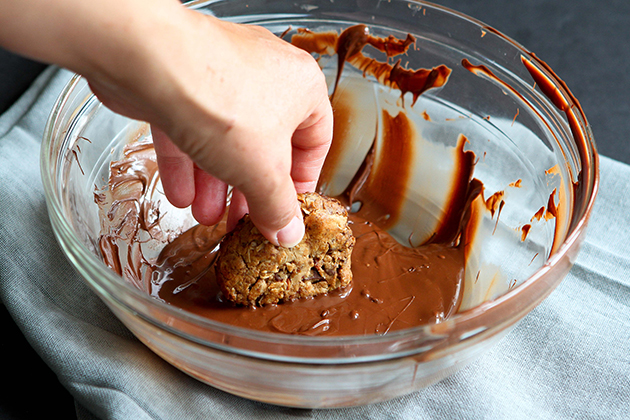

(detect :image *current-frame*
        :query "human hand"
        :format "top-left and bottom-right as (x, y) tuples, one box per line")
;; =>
(86, 4), (333, 247)
(0, 0), (332, 246)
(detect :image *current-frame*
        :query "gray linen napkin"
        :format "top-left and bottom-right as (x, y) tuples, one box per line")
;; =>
(1, 68), (629, 420)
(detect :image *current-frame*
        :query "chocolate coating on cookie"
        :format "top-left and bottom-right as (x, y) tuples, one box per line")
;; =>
(215, 192), (355, 306)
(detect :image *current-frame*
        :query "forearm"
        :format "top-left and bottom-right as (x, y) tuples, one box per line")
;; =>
(0, 0), (229, 134)
(0, 0), (184, 82)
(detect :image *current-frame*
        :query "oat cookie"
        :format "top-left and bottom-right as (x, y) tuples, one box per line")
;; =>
(215, 192), (355, 306)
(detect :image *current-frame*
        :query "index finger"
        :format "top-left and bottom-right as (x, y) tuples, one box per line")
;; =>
(290, 95), (334, 193)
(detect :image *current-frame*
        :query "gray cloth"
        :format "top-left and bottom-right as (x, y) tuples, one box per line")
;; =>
(1, 68), (629, 420)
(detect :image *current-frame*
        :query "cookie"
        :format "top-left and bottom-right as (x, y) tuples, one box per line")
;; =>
(215, 192), (355, 306)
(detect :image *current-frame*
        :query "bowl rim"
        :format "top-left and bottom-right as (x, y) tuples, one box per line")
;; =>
(40, 0), (599, 363)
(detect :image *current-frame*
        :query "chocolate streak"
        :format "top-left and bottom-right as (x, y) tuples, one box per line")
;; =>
(461, 56), (589, 252)
(291, 25), (451, 105)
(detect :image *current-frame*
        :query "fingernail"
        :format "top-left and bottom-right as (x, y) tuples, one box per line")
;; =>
(276, 215), (305, 248)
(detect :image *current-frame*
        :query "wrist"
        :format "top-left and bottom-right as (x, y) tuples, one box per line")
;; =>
(76, 0), (213, 131)
(72, 0), (186, 86)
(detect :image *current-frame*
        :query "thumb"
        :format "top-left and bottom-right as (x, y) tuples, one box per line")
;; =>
(239, 173), (305, 248)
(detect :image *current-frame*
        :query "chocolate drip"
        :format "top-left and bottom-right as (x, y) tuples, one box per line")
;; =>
(428, 135), (480, 246)
(336, 109), (415, 230)
(339, 137), (376, 209)
(291, 24), (451, 103)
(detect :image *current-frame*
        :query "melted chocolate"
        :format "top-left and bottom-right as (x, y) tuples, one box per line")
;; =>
(462, 54), (594, 253)
(152, 214), (466, 335)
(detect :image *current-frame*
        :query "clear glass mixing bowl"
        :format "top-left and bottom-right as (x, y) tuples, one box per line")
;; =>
(41, 0), (598, 408)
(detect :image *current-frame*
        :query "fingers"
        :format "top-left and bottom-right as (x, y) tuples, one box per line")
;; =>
(151, 126), (195, 208)
(149, 21), (333, 249)
(226, 188), (248, 232)
(190, 165), (228, 226)
(275, 212), (306, 248)
(153, 126), (228, 226)
(238, 167), (305, 248)
(223, 69), (331, 246)
(232, 96), (331, 247)
(153, 122), (306, 247)
(290, 96), (334, 193)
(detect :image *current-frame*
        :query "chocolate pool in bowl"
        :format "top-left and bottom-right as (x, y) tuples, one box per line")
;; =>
(41, 0), (598, 408)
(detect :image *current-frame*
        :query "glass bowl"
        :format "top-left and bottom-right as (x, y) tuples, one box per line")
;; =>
(41, 0), (598, 408)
